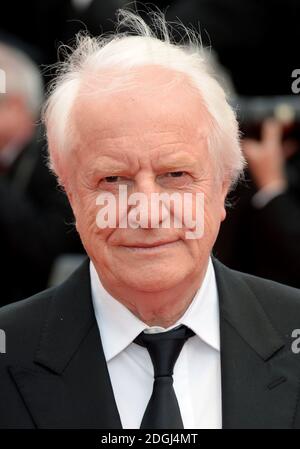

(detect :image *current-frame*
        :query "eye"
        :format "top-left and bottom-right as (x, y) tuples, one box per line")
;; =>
(98, 175), (133, 190)
(166, 171), (185, 177)
(104, 176), (121, 183)
(157, 171), (192, 188)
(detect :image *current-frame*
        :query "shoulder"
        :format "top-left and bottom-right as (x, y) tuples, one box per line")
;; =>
(233, 266), (300, 305)
(213, 257), (300, 331)
(213, 256), (300, 300)
(0, 285), (56, 326)
(0, 257), (90, 329)
(0, 287), (56, 359)
(237, 269), (300, 330)
(0, 258), (91, 361)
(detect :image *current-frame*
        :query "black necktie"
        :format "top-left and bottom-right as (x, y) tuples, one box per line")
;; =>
(134, 325), (195, 429)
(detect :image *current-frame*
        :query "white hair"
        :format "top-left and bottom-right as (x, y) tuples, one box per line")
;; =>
(43, 8), (245, 188)
(0, 42), (43, 117)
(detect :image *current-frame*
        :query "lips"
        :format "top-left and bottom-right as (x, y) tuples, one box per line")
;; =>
(121, 239), (179, 248)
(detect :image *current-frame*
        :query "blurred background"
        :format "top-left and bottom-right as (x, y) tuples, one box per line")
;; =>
(0, 0), (299, 306)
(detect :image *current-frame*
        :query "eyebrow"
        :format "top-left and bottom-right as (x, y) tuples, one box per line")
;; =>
(153, 151), (200, 170)
(85, 146), (201, 178)
(85, 155), (130, 178)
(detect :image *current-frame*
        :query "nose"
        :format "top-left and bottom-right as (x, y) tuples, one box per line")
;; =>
(127, 174), (170, 229)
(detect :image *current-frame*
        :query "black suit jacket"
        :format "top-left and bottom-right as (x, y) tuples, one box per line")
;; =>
(1, 257), (300, 429)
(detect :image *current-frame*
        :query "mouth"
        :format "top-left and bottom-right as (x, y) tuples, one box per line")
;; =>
(119, 240), (181, 252)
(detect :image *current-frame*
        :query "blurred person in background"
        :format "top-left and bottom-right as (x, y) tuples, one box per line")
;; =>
(214, 117), (300, 288)
(0, 41), (83, 305)
(243, 119), (300, 286)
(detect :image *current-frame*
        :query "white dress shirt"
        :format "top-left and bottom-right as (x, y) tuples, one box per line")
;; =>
(90, 257), (222, 429)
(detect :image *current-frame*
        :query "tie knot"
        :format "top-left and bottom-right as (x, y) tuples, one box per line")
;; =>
(134, 325), (195, 378)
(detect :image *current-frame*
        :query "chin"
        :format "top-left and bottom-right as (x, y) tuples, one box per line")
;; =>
(117, 266), (190, 293)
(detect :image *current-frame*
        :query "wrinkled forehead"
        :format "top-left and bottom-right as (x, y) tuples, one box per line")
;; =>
(69, 65), (211, 143)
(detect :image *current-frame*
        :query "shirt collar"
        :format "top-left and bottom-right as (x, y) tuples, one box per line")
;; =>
(90, 256), (220, 362)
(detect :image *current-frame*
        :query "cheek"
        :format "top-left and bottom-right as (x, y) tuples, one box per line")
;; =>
(194, 185), (224, 243)
(72, 191), (106, 241)
(183, 238), (210, 270)
(186, 182), (224, 228)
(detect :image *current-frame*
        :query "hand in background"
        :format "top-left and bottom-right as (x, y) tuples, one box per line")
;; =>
(242, 119), (288, 190)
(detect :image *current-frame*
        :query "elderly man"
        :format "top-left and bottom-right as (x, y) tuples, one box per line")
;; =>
(1, 10), (300, 430)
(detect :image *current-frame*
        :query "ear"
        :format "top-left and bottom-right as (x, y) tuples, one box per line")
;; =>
(220, 178), (231, 222)
(64, 186), (79, 233)
(65, 186), (76, 215)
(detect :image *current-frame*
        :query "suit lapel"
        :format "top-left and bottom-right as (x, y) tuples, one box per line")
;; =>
(9, 259), (122, 429)
(213, 258), (300, 429)
(8, 256), (300, 428)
